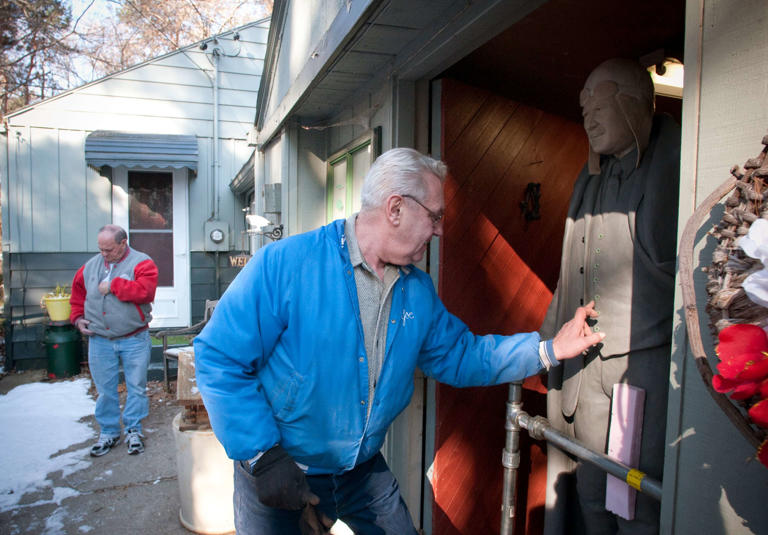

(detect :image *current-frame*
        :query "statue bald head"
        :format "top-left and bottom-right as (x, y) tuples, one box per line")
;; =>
(580, 58), (655, 172)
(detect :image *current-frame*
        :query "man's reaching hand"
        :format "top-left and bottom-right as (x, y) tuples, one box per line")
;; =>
(552, 301), (605, 360)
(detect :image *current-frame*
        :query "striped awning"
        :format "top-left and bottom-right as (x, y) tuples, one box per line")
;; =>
(85, 131), (198, 170)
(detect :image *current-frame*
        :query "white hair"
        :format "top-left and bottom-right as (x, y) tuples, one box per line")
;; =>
(360, 148), (447, 210)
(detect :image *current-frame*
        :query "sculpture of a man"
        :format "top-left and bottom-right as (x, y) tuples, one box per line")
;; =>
(542, 58), (681, 534)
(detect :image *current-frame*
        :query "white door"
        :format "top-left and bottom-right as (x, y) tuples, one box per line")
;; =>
(112, 166), (190, 328)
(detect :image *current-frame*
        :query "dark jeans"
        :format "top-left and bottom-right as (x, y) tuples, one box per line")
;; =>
(233, 452), (418, 535)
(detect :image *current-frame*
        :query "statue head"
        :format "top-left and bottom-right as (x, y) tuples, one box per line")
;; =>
(580, 58), (655, 173)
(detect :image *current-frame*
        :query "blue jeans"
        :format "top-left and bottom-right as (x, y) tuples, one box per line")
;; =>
(234, 452), (418, 535)
(88, 330), (151, 437)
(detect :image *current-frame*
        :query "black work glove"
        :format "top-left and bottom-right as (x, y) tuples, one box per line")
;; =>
(299, 503), (334, 535)
(250, 445), (317, 510)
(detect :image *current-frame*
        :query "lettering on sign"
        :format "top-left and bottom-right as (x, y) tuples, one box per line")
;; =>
(228, 254), (251, 268)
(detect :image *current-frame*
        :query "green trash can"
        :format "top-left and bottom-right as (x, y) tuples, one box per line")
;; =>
(45, 323), (82, 378)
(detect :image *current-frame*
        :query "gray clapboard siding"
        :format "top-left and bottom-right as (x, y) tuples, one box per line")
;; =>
(49, 94), (258, 125)
(262, 0), (343, 123)
(81, 81), (259, 109)
(2, 20), (269, 370)
(11, 113), (255, 140)
(662, 1), (768, 533)
(189, 251), (245, 319)
(4, 21), (268, 254)
(6, 127), (110, 253)
(60, 130), (90, 251)
(3, 252), (92, 368)
(3, 251), (247, 370)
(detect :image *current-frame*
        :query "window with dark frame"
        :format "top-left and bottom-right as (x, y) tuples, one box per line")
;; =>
(326, 139), (373, 222)
(128, 171), (174, 287)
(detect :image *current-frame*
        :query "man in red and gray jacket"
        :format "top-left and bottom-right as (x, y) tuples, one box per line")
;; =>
(70, 224), (158, 457)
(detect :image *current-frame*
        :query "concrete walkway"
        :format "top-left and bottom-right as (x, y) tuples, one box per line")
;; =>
(0, 370), (216, 535)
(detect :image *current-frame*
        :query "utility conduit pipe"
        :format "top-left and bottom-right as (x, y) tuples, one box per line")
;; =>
(500, 382), (662, 535)
(212, 46), (220, 220)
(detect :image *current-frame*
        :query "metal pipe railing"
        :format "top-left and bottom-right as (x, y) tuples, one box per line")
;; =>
(500, 382), (662, 535)
(499, 381), (523, 534)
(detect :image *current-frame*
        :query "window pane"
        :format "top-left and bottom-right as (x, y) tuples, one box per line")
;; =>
(129, 232), (173, 287)
(351, 145), (371, 214)
(128, 171), (173, 287)
(129, 172), (172, 230)
(332, 160), (347, 219)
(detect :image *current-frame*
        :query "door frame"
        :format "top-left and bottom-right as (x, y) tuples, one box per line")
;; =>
(111, 165), (190, 328)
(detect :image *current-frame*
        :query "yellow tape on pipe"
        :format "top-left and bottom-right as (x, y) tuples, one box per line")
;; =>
(626, 468), (645, 491)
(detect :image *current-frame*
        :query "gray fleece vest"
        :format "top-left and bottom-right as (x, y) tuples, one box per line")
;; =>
(82, 248), (153, 338)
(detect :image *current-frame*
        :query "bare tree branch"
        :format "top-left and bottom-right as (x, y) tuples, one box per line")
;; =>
(1, 0), (272, 117)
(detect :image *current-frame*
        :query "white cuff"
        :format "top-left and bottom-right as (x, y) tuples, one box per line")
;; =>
(538, 339), (559, 369)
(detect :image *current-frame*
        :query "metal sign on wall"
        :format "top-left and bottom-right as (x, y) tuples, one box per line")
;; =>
(228, 254), (251, 268)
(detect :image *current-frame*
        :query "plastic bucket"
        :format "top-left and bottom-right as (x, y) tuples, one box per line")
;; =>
(44, 296), (71, 321)
(172, 411), (235, 534)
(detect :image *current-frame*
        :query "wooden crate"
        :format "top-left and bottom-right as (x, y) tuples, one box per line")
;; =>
(176, 349), (211, 431)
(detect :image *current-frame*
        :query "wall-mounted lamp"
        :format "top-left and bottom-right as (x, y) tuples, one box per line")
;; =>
(648, 59), (684, 99)
(246, 214), (283, 241)
(246, 214), (271, 230)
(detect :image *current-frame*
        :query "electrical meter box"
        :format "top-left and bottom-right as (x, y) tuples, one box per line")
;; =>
(204, 220), (230, 252)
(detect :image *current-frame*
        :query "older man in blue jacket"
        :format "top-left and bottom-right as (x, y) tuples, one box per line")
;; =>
(195, 147), (604, 535)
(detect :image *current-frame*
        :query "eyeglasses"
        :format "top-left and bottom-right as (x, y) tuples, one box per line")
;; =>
(402, 194), (444, 226)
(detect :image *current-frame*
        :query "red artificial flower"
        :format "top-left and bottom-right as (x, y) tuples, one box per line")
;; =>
(759, 439), (768, 469)
(713, 374), (763, 399)
(717, 324), (768, 357)
(749, 398), (768, 428)
(727, 380), (759, 400)
(716, 325), (768, 469)
(716, 352), (768, 381)
(711, 374), (737, 393)
(715, 324), (768, 390)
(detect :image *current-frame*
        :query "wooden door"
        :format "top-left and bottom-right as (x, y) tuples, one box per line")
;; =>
(432, 78), (587, 534)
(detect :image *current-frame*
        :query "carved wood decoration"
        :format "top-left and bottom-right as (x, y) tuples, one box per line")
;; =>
(678, 135), (768, 450)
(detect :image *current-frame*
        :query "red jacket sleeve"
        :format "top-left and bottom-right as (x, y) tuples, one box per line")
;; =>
(70, 266), (86, 324)
(110, 259), (159, 304)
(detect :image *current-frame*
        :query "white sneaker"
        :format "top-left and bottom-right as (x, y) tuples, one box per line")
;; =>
(90, 435), (120, 457)
(125, 428), (145, 455)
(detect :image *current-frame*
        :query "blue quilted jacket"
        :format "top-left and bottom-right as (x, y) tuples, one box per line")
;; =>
(194, 219), (544, 474)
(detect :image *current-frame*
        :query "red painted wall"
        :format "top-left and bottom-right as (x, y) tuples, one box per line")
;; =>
(432, 78), (587, 534)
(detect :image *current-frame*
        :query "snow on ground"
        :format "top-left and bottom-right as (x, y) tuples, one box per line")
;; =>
(0, 378), (96, 512)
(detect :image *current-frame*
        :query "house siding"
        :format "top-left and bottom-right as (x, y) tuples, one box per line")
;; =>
(1, 20), (269, 370)
(664, 0), (768, 533)
(263, 0), (344, 123)
(3, 251), (246, 373)
(189, 251), (245, 317)
(3, 252), (92, 369)
(2, 20), (269, 256)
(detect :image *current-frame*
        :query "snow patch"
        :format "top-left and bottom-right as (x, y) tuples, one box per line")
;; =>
(0, 378), (96, 512)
